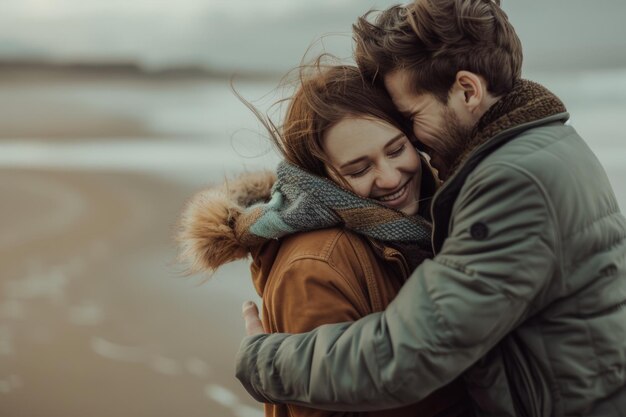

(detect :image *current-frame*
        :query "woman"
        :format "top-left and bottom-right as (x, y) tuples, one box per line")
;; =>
(177, 62), (469, 417)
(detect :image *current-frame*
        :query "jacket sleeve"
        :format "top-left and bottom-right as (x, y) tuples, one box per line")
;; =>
(236, 163), (559, 411)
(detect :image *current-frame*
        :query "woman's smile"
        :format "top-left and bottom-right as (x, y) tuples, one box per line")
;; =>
(373, 177), (412, 207)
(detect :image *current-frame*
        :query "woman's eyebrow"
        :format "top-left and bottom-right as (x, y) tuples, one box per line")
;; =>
(339, 156), (368, 170)
(384, 133), (406, 148)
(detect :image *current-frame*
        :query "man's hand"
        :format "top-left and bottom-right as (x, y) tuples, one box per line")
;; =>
(242, 301), (265, 336)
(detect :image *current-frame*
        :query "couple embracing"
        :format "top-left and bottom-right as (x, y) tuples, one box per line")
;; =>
(179, 1), (626, 416)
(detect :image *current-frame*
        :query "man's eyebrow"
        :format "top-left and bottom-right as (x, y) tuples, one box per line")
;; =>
(339, 133), (406, 170)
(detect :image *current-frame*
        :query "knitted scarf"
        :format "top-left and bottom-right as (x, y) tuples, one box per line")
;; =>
(233, 161), (432, 251)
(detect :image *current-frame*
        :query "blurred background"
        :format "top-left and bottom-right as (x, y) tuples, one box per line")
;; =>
(1, 1), (625, 416)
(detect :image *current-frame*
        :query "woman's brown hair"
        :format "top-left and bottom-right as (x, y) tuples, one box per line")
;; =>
(235, 56), (413, 180)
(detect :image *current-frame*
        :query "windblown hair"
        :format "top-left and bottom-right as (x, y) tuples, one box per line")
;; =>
(177, 57), (415, 276)
(236, 55), (413, 180)
(353, 0), (523, 102)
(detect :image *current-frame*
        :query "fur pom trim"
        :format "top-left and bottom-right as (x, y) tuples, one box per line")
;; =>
(176, 170), (276, 275)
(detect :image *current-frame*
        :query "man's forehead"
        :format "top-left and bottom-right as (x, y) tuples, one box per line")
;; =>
(383, 69), (411, 93)
(384, 70), (426, 111)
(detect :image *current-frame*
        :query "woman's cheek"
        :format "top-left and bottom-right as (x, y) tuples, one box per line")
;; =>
(402, 149), (422, 174)
(347, 177), (372, 199)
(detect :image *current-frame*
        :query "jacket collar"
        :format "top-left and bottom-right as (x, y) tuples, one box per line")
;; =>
(429, 79), (569, 253)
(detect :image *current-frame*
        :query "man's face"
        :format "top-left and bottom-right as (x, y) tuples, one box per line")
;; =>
(384, 69), (472, 179)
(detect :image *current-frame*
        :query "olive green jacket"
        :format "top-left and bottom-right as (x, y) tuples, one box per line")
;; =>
(236, 114), (626, 416)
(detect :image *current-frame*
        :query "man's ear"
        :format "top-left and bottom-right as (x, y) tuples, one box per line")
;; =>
(451, 71), (486, 115)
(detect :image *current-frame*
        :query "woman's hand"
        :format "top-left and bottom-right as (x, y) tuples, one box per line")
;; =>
(242, 301), (265, 336)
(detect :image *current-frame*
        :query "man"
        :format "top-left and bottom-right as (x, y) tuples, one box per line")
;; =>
(236, 1), (626, 415)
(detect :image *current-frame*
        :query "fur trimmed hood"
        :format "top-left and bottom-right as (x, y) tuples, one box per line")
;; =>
(176, 171), (276, 275)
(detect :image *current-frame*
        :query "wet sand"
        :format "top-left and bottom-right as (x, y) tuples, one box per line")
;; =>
(0, 169), (263, 417)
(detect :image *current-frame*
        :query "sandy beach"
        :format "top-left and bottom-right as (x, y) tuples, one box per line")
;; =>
(1, 168), (265, 417)
(0, 70), (270, 417)
(0, 167), (265, 417)
(1, 67), (625, 417)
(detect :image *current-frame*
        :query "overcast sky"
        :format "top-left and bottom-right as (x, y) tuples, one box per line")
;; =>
(1, 0), (625, 73)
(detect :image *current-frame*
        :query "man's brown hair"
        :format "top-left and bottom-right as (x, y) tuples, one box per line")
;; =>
(353, 0), (523, 102)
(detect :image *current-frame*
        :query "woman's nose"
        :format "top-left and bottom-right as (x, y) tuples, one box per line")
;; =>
(374, 163), (402, 190)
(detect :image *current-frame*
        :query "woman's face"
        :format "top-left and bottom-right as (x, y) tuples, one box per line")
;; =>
(322, 116), (422, 216)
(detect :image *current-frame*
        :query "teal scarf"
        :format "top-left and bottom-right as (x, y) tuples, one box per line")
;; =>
(235, 161), (432, 249)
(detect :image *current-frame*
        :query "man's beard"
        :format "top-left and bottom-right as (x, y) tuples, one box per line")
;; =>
(431, 107), (473, 181)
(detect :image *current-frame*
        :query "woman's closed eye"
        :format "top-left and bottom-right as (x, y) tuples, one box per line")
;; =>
(345, 144), (406, 178)
(346, 165), (371, 178)
(387, 144), (406, 157)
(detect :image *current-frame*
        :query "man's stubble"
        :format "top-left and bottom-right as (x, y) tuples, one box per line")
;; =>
(432, 106), (474, 180)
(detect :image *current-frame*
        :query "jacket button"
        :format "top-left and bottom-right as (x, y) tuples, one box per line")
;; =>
(470, 222), (489, 240)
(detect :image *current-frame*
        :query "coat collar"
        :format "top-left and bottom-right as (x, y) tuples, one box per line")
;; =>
(429, 79), (569, 253)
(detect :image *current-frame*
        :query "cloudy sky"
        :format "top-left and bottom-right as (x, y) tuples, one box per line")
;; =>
(1, 0), (625, 73)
